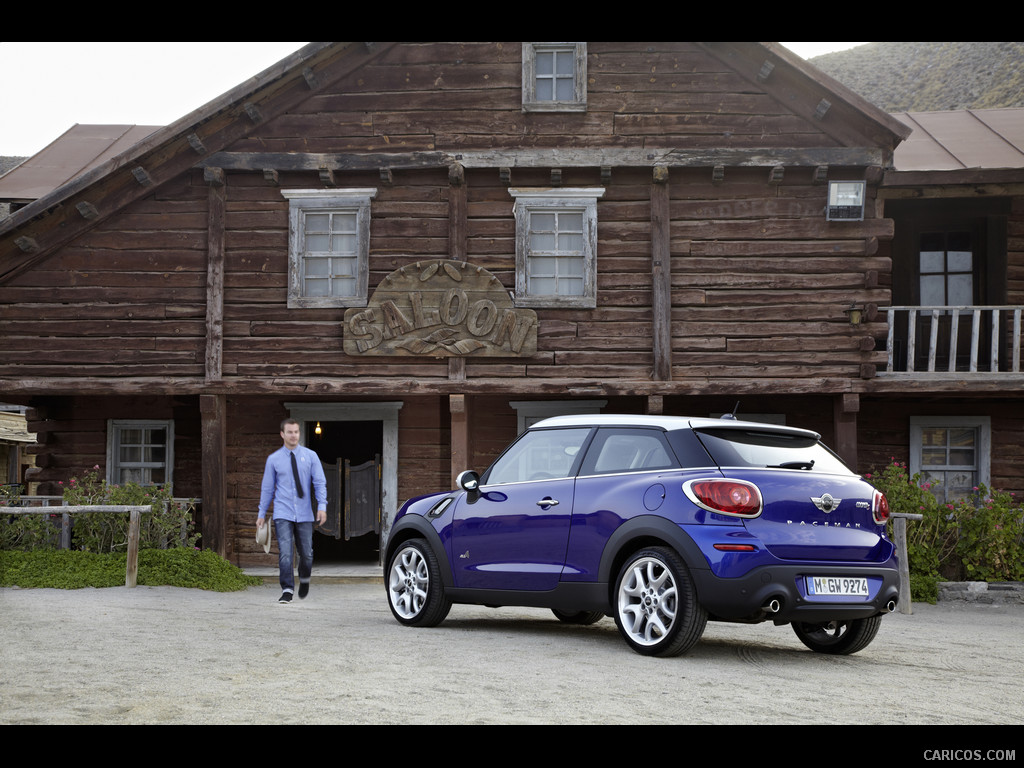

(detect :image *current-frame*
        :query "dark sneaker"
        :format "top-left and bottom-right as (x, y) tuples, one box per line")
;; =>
(278, 591), (293, 604)
(298, 582), (309, 599)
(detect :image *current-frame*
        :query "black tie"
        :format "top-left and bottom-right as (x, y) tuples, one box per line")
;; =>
(290, 452), (304, 498)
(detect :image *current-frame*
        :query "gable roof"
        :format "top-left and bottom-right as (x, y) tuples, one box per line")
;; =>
(0, 42), (911, 286)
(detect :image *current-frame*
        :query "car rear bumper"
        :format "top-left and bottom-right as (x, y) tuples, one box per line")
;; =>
(693, 563), (901, 624)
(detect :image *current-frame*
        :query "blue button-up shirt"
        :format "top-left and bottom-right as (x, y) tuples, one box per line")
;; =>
(258, 445), (327, 523)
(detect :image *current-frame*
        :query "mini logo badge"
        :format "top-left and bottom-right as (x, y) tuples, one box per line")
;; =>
(810, 493), (841, 513)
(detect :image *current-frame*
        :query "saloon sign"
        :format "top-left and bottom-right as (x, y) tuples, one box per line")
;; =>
(344, 260), (537, 357)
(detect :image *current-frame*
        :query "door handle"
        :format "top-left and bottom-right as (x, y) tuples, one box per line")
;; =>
(536, 498), (560, 508)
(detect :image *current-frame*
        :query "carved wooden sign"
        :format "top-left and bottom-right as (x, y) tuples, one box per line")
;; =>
(344, 260), (537, 357)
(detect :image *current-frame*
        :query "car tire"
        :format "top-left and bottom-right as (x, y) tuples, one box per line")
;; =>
(613, 546), (707, 657)
(791, 615), (883, 655)
(551, 608), (605, 625)
(386, 539), (452, 627)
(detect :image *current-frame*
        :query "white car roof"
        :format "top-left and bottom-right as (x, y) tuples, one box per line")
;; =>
(529, 413), (821, 440)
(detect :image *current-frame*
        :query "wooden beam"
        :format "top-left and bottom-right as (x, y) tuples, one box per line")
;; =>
(301, 66), (320, 89)
(650, 166), (672, 381)
(449, 162), (466, 261)
(833, 393), (859, 471)
(14, 236), (38, 253)
(132, 167), (153, 186)
(243, 102), (263, 123)
(6, 373), (1024, 398)
(205, 175), (226, 382)
(75, 201), (99, 220)
(200, 394), (227, 558)
(646, 395), (665, 414)
(187, 133), (207, 155)
(203, 167), (225, 187)
(450, 394), (470, 489)
(198, 146), (889, 174)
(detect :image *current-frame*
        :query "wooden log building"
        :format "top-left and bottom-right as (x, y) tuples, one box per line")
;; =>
(1, 42), (1021, 566)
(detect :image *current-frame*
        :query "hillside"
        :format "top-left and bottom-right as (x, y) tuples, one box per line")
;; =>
(809, 41), (1024, 112)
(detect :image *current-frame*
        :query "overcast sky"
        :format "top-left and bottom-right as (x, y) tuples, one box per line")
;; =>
(0, 42), (867, 158)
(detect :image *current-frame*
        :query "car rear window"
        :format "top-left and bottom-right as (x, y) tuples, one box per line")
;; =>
(694, 428), (852, 474)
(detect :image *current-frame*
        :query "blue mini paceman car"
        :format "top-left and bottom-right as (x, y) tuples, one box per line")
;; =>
(384, 414), (899, 657)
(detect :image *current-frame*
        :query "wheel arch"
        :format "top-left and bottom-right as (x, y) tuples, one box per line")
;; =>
(598, 514), (711, 599)
(385, 514), (455, 588)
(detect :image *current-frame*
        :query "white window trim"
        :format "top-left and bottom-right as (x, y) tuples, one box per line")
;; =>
(909, 415), (991, 493)
(282, 188), (377, 309)
(510, 399), (607, 434)
(106, 419), (174, 488)
(522, 42), (587, 112)
(510, 187), (603, 309)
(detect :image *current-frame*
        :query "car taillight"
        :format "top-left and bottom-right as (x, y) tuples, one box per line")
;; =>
(684, 479), (762, 518)
(872, 489), (890, 525)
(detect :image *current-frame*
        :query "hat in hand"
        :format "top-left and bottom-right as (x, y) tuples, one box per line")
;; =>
(256, 521), (272, 554)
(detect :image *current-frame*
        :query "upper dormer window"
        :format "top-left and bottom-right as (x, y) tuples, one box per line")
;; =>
(522, 42), (587, 112)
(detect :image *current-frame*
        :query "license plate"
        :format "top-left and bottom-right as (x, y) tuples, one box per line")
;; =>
(806, 576), (869, 597)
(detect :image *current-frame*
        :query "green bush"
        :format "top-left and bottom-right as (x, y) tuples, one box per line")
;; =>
(0, 548), (261, 591)
(867, 460), (1024, 600)
(60, 466), (199, 553)
(2, 467), (199, 553)
(956, 485), (1024, 582)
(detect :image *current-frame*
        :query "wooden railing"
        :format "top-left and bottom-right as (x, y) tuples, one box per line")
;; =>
(880, 305), (1023, 375)
(4, 504), (151, 587)
(2, 496), (200, 587)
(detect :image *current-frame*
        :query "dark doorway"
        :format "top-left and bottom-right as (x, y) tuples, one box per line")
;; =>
(306, 420), (383, 563)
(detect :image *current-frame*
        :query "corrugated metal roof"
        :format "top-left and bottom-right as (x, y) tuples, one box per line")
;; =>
(0, 124), (159, 202)
(892, 108), (1024, 171)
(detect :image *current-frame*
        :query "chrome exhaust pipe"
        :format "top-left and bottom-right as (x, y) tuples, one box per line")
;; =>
(762, 598), (781, 614)
(884, 600), (897, 613)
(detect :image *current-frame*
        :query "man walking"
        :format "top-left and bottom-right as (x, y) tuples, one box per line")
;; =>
(257, 418), (327, 604)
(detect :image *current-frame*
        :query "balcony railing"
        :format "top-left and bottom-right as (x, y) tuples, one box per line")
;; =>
(881, 306), (1023, 375)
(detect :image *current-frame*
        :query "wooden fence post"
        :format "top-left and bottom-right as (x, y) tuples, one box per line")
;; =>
(892, 512), (923, 614)
(126, 508), (141, 588)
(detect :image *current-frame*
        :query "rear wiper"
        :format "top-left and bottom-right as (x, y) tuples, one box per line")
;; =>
(768, 460), (815, 470)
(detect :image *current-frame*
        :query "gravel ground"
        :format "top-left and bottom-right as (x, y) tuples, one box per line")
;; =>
(2, 582), (1023, 730)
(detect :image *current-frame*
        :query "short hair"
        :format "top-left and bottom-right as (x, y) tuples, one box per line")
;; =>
(280, 418), (300, 432)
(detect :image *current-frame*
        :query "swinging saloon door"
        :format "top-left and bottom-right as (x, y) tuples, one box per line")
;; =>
(318, 456), (381, 540)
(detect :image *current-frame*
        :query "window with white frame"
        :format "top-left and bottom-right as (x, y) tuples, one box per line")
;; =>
(522, 42), (587, 111)
(510, 400), (607, 434)
(909, 416), (991, 503)
(510, 188), (603, 308)
(107, 420), (174, 487)
(282, 189), (376, 308)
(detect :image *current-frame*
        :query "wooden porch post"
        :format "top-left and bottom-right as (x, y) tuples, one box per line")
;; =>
(650, 165), (672, 381)
(833, 393), (860, 472)
(450, 394), (471, 489)
(200, 394), (227, 557)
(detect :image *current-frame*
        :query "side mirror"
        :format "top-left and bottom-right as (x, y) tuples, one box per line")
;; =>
(456, 470), (480, 493)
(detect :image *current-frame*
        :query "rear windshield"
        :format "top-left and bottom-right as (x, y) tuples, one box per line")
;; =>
(694, 428), (852, 475)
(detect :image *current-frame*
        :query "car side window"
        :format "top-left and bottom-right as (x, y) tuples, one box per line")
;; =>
(484, 428), (592, 485)
(580, 428), (678, 475)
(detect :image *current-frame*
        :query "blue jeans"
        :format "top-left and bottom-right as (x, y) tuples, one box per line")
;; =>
(273, 519), (314, 593)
